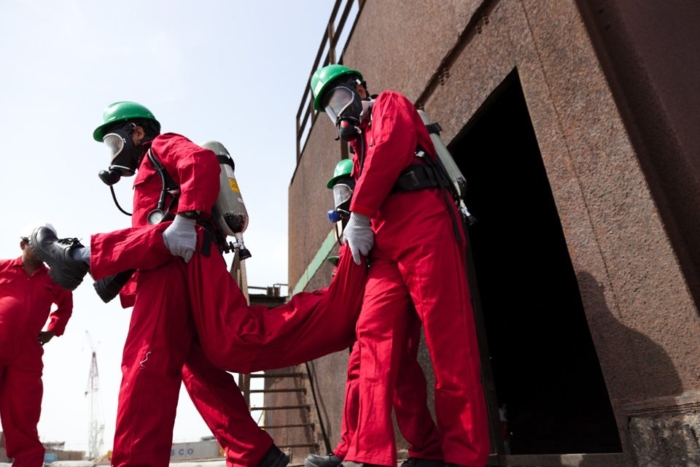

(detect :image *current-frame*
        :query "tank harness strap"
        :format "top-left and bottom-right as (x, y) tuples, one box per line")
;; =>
(217, 155), (234, 168)
(425, 122), (442, 136)
(391, 163), (442, 193)
(147, 148), (181, 217)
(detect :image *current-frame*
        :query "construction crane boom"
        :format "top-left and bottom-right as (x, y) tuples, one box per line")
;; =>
(85, 331), (104, 460)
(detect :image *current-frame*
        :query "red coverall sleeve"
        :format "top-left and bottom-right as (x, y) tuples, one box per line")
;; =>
(171, 140), (221, 216)
(349, 91), (419, 218)
(46, 287), (72, 336)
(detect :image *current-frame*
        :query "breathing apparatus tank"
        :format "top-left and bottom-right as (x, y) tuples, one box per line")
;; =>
(200, 140), (252, 260)
(417, 110), (477, 226)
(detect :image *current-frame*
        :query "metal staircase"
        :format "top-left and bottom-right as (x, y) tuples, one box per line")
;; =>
(229, 252), (320, 464)
(238, 370), (321, 467)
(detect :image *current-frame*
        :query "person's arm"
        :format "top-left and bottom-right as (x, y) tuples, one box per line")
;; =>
(158, 135), (221, 262)
(46, 287), (73, 337)
(349, 91), (419, 218)
(171, 137), (221, 217)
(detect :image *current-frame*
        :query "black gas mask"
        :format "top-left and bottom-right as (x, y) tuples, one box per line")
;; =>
(322, 82), (370, 142)
(98, 123), (144, 186)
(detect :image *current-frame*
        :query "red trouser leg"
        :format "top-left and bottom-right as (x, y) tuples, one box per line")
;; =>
(112, 260), (195, 467)
(394, 317), (443, 461)
(90, 223), (171, 280)
(398, 233), (488, 466)
(345, 258), (413, 467)
(333, 345), (359, 459)
(183, 342), (274, 467)
(336, 325), (442, 462)
(186, 240), (366, 373)
(0, 338), (45, 467)
(92, 226), (366, 373)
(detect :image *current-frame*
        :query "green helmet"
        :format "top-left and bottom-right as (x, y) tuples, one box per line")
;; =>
(326, 255), (340, 267)
(327, 158), (354, 188)
(311, 64), (363, 112)
(93, 101), (160, 142)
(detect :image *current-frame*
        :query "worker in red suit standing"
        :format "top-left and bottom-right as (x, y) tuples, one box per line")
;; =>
(0, 224), (72, 467)
(309, 65), (490, 467)
(28, 102), (288, 467)
(305, 160), (443, 467)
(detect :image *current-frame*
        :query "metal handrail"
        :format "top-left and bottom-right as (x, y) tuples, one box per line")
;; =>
(295, 0), (366, 163)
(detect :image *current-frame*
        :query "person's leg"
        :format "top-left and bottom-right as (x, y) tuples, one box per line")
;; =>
(334, 344), (359, 459)
(90, 223), (171, 279)
(344, 258), (412, 467)
(393, 315), (443, 462)
(182, 342), (285, 467)
(40, 223), (366, 372)
(0, 339), (45, 467)
(27, 223), (171, 291)
(111, 260), (194, 467)
(185, 239), (366, 373)
(399, 228), (489, 467)
(305, 344), (358, 467)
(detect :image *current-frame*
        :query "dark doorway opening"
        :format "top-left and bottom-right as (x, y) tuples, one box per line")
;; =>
(449, 72), (622, 454)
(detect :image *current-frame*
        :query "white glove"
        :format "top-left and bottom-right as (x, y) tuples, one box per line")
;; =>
(162, 215), (197, 263)
(343, 212), (373, 265)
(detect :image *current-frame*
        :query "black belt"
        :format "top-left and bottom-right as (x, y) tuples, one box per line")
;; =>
(392, 159), (463, 243)
(392, 163), (444, 193)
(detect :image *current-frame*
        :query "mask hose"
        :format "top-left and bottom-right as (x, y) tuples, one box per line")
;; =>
(357, 133), (366, 176)
(109, 185), (132, 216)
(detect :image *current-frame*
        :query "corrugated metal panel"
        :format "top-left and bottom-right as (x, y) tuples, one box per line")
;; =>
(170, 441), (220, 461)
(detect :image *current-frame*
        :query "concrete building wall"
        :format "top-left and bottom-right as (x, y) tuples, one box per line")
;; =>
(287, 1), (700, 465)
(577, 0), (700, 308)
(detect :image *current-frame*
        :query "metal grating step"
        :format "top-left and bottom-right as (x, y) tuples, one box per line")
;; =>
(250, 388), (307, 394)
(277, 443), (319, 449)
(250, 405), (311, 411)
(263, 423), (315, 430)
(249, 372), (306, 378)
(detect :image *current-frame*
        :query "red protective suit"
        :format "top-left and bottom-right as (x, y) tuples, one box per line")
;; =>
(89, 133), (368, 467)
(0, 258), (72, 467)
(94, 133), (274, 467)
(342, 91), (489, 467)
(333, 314), (443, 461)
(90, 225), (367, 375)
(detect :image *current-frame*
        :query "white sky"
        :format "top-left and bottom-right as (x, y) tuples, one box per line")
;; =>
(0, 0), (338, 453)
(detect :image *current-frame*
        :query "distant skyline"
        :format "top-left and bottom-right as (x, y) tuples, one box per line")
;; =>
(0, 0), (338, 451)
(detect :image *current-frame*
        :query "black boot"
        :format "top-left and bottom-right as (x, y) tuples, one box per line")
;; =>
(93, 269), (136, 303)
(28, 226), (89, 291)
(401, 459), (445, 467)
(257, 445), (289, 467)
(305, 453), (343, 467)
